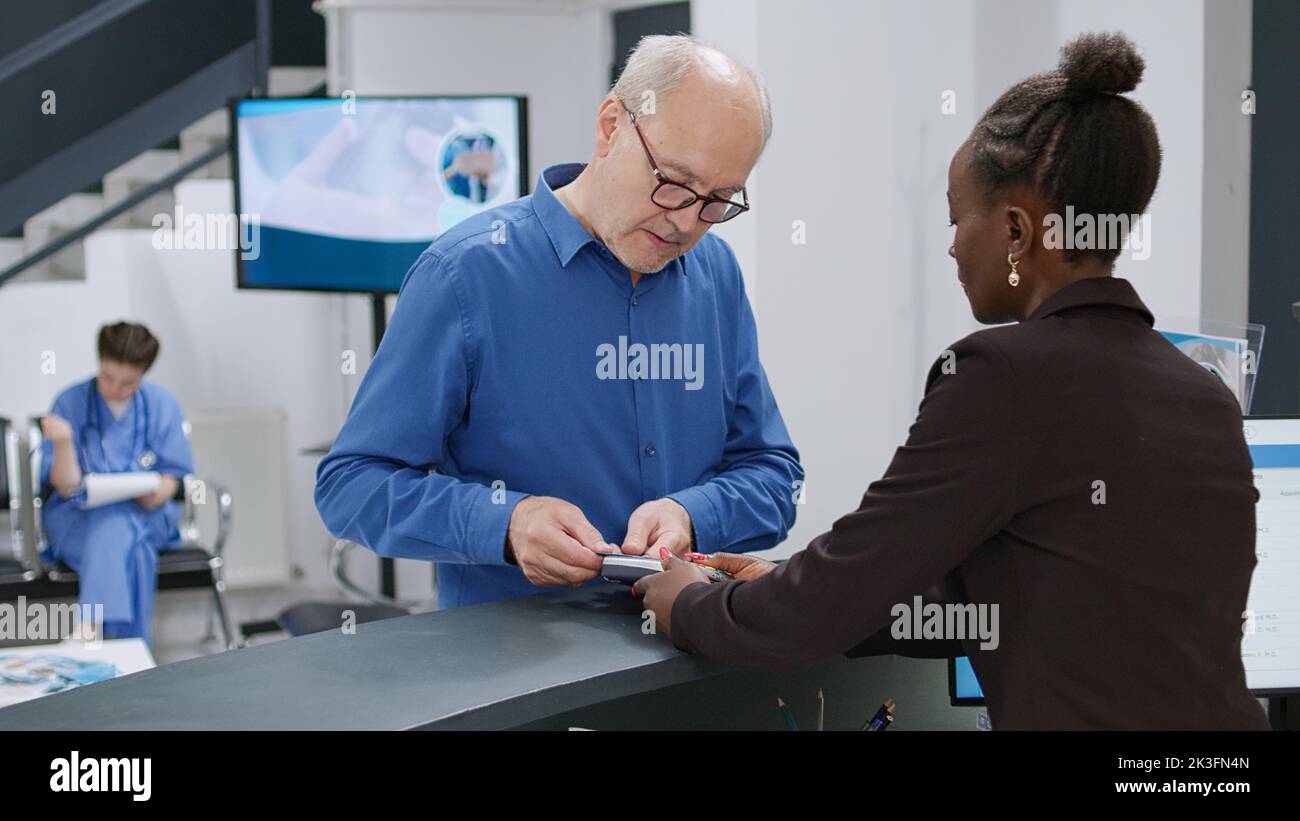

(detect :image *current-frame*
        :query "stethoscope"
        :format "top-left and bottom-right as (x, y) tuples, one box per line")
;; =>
(79, 386), (156, 473)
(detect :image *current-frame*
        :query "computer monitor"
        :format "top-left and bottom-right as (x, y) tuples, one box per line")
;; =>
(949, 655), (983, 706)
(950, 413), (1300, 705)
(1241, 414), (1300, 695)
(231, 95), (529, 293)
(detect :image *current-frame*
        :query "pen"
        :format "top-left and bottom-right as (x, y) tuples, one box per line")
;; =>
(861, 698), (895, 731)
(777, 697), (799, 731)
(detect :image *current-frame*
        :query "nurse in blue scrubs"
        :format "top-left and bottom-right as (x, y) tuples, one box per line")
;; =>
(39, 322), (193, 643)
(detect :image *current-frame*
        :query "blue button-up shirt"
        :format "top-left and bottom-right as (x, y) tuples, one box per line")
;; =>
(316, 163), (803, 608)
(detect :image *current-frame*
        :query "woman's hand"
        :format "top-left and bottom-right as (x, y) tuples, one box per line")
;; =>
(632, 549), (712, 640)
(695, 551), (778, 581)
(136, 474), (179, 511)
(40, 415), (74, 445)
(42, 415), (82, 497)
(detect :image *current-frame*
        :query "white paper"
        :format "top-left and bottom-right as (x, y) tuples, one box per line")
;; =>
(82, 472), (161, 509)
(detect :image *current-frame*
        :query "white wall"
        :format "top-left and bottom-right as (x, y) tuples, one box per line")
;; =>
(319, 0), (609, 176)
(693, 0), (1251, 555)
(1200, 0), (1254, 327)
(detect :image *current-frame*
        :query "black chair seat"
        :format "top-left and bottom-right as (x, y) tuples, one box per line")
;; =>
(47, 546), (215, 580)
(158, 546), (217, 573)
(276, 600), (407, 637)
(0, 557), (33, 583)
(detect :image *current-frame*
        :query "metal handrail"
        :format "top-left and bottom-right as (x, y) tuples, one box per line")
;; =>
(0, 0), (151, 85)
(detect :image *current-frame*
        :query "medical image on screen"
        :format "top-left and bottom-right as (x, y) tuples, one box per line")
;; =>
(234, 96), (525, 292)
(436, 129), (509, 205)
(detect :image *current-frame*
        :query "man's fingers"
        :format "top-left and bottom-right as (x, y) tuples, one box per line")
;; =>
(622, 506), (653, 555)
(512, 501), (615, 587)
(527, 545), (597, 587)
(550, 527), (605, 573)
(648, 529), (689, 558)
(556, 505), (609, 553)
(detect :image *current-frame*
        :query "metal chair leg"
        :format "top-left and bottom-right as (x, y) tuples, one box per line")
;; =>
(202, 597), (217, 643)
(209, 576), (237, 650)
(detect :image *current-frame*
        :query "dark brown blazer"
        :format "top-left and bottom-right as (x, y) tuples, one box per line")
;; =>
(671, 276), (1269, 730)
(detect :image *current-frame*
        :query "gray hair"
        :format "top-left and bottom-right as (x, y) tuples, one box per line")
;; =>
(611, 34), (772, 148)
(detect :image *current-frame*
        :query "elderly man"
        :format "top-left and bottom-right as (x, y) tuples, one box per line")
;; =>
(315, 35), (803, 608)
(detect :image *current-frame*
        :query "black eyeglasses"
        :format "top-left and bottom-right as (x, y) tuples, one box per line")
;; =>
(623, 103), (750, 224)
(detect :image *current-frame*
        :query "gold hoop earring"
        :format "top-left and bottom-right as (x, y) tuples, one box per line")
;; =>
(1007, 252), (1021, 287)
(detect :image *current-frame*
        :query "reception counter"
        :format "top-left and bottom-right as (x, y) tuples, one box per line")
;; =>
(0, 583), (978, 730)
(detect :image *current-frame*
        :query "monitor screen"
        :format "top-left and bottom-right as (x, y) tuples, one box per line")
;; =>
(951, 414), (1300, 704)
(1242, 415), (1300, 694)
(950, 655), (983, 705)
(232, 96), (528, 293)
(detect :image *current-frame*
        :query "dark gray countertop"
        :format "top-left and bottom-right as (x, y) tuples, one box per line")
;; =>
(0, 584), (729, 730)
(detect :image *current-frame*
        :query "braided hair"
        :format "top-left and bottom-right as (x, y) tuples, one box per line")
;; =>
(968, 32), (1162, 263)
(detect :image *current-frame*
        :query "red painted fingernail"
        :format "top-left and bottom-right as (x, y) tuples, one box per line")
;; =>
(686, 552), (708, 561)
(659, 547), (671, 560)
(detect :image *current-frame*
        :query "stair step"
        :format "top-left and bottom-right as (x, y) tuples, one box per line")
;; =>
(22, 193), (112, 283)
(103, 149), (181, 229)
(180, 110), (232, 180)
(0, 238), (24, 272)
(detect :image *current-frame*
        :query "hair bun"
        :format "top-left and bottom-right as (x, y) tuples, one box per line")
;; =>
(1058, 32), (1144, 95)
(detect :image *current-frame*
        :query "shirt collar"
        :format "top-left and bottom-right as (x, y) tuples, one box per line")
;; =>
(532, 162), (688, 279)
(533, 163), (600, 267)
(1025, 276), (1154, 325)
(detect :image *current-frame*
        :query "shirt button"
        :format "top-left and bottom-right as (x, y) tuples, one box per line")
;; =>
(644, 445), (656, 457)
(631, 297), (638, 306)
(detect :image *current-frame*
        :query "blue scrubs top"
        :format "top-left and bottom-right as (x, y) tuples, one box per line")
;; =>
(316, 163), (804, 608)
(40, 377), (194, 641)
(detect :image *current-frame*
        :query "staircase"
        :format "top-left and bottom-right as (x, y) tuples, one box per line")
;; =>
(0, 0), (275, 288)
(6, 67), (325, 286)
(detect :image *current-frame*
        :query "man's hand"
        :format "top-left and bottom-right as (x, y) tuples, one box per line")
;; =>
(136, 474), (179, 511)
(622, 498), (694, 557)
(506, 496), (616, 587)
(632, 550), (711, 640)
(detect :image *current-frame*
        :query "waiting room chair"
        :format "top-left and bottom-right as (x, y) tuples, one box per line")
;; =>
(0, 417), (238, 649)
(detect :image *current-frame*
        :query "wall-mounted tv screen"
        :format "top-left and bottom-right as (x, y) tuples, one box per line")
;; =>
(232, 95), (528, 293)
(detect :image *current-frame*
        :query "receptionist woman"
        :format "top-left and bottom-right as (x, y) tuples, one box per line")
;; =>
(39, 321), (194, 643)
(634, 32), (1268, 730)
